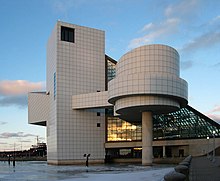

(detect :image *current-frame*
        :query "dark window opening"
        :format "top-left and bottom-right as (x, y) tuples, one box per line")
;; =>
(53, 72), (56, 100)
(97, 112), (101, 116)
(97, 123), (101, 127)
(61, 26), (75, 43)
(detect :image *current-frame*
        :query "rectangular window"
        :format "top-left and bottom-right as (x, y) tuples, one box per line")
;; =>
(54, 72), (56, 100)
(61, 26), (75, 43)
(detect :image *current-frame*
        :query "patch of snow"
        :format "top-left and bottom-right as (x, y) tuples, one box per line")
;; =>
(61, 167), (173, 181)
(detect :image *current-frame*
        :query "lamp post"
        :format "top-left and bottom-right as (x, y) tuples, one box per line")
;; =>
(207, 136), (209, 158)
(213, 131), (216, 162)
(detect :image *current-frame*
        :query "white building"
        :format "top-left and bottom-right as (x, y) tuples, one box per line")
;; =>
(28, 21), (220, 165)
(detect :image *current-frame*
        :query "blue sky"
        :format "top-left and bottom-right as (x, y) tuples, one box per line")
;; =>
(0, 0), (220, 151)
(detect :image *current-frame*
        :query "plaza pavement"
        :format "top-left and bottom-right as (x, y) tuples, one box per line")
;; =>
(189, 156), (220, 181)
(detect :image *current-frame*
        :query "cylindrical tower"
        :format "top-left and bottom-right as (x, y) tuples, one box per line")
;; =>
(108, 44), (188, 165)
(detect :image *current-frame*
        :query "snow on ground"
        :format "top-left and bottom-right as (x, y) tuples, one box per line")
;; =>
(0, 161), (173, 181)
(61, 167), (173, 181)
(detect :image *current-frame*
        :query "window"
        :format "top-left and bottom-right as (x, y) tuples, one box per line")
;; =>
(107, 117), (142, 142)
(97, 123), (101, 127)
(61, 26), (75, 43)
(54, 72), (56, 100)
(97, 112), (101, 116)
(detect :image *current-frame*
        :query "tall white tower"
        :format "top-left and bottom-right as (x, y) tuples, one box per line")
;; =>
(46, 21), (106, 164)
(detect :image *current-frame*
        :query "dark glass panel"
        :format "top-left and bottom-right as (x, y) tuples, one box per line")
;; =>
(61, 26), (75, 43)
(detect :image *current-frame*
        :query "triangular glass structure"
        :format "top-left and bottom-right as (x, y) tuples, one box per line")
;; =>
(153, 105), (220, 140)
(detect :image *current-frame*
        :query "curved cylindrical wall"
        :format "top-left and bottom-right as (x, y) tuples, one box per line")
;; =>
(115, 95), (180, 115)
(108, 44), (188, 115)
(116, 44), (180, 77)
(108, 73), (188, 104)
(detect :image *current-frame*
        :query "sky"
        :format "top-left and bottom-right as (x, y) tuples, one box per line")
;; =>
(0, 0), (220, 151)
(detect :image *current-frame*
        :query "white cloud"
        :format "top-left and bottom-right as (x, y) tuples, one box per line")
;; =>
(181, 60), (193, 70)
(50, 0), (87, 14)
(0, 132), (36, 138)
(127, 0), (203, 50)
(0, 80), (44, 108)
(209, 15), (220, 25)
(165, 0), (199, 18)
(51, 0), (75, 13)
(0, 142), (7, 144)
(0, 95), (27, 108)
(214, 62), (220, 67)
(207, 114), (220, 124)
(205, 105), (220, 123)
(140, 23), (154, 32)
(0, 80), (44, 96)
(128, 18), (180, 49)
(0, 121), (7, 125)
(182, 31), (220, 53)
(210, 105), (220, 113)
(181, 13), (220, 53)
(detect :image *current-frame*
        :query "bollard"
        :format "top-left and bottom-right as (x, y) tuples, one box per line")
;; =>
(175, 165), (189, 180)
(183, 155), (192, 163)
(164, 170), (186, 181)
(8, 156), (11, 166)
(13, 159), (15, 167)
(179, 161), (189, 167)
(83, 153), (90, 167)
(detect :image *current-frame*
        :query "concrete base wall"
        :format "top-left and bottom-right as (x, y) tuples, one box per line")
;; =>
(105, 137), (220, 157)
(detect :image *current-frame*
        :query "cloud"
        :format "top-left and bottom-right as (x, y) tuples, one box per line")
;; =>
(207, 114), (220, 124)
(0, 142), (7, 144)
(210, 105), (220, 113)
(182, 31), (220, 53)
(213, 62), (220, 67)
(181, 14), (220, 53)
(208, 15), (220, 25)
(128, 0), (214, 51)
(0, 95), (27, 108)
(181, 60), (193, 70)
(20, 140), (32, 143)
(140, 23), (154, 32)
(165, 0), (199, 18)
(51, 0), (74, 13)
(0, 121), (7, 125)
(128, 18), (180, 49)
(0, 132), (36, 139)
(50, 0), (87, 14)
(0, 80), (44, 108)
(205, 105), (220, 123)
(0, 80), (44, 96)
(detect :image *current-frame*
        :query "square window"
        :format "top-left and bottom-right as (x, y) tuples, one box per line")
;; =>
(61, 26), (75, 43)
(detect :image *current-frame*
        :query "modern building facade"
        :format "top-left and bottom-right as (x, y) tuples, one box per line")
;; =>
(28, 21), (220, 165)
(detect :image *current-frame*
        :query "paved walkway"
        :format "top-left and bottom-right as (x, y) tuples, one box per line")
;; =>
(189, 156), (220, 181)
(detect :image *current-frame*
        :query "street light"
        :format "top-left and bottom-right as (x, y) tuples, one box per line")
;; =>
(213, 131), (216, 162)
(207, 136), (209, 158)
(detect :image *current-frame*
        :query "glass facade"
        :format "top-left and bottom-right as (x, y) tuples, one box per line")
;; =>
(105, 55), (116, 90)
(107, 117), (142, 141)
(153, 105), (220, 140)
(107, 60), (116, 82)
(107, 106), (220, 142)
